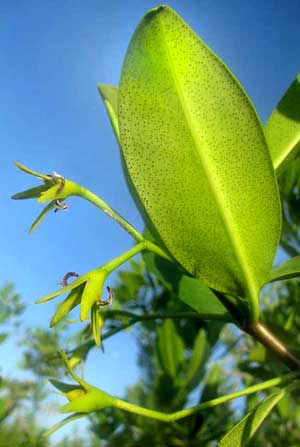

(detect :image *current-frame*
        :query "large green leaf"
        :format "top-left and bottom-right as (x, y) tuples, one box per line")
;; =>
(264, 75), (300, 174)
(219, 384), (295, 447)
(264, 256), (300, 285)
(98, 85), (237, 323)
(98, 84), (168, 250)
(118, 5), (281, 319)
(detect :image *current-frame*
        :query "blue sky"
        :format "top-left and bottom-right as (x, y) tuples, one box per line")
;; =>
(1, 0), (300, 440)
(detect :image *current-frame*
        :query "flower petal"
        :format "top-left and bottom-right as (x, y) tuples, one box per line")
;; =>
(29, 202), (56, 234)
(38, 184), (64, 202)
(43, 413), (85, 438)
(49, 379), (81, 393)
(80, 272), (106, 321)
(11, 184), (51, 200)
(14, 161), (50, 181)
(91, 303), (103, 347)
(50, 283), (85, 327)
(36, 276), (87, 304)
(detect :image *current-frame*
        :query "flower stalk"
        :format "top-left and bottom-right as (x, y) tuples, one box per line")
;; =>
(46, 355), (299, 436)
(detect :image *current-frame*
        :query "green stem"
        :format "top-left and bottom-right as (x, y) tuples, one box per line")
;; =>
(67, 309), (228, 360)
(103, 309), (231, 323)
(59, 351), (88, 390)
(248, 294), (260, 325)
(113, 372), (298, 423)
(75, 185), (144, 242)
(74, 185), (172, 262)
(103, 242), (147, 272)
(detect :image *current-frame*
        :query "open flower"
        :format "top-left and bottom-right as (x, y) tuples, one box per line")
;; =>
(37, 266), (110, 346)
(12, 162), (80, 233)
(45, 351), (115, 437)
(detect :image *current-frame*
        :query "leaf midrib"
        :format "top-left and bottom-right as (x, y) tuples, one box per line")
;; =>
(157, 15), (258, 307)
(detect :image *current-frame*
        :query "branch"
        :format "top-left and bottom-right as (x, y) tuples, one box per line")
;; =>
(113, 372), (299, 422)
(247, 321), (300, 371)
(102, 309), (230, 322)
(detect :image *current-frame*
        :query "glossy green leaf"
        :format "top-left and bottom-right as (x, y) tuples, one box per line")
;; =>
(264, 75), (300, 174)
(118, 6), (281, 319)
(219, 386), (292, 447)
(156, 319), (184, 378)
(264, 256), (300, 285)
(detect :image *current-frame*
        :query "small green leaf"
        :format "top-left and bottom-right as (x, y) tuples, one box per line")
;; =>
(264, 257), (300, 285)
(29, 201), (56, 234)
(278, 155), (300, 197)
(264, 75), (300, 174)
(185, 329), (207, 388)
(118, 5), (281, 319)
(201, 364), (223, 402)
(219, 386), (291, 447)
(98, 84), (120, 139)
(50, 283), (85, 327)
(247, 344), (267, 363)
(156, 319), (184, 378)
